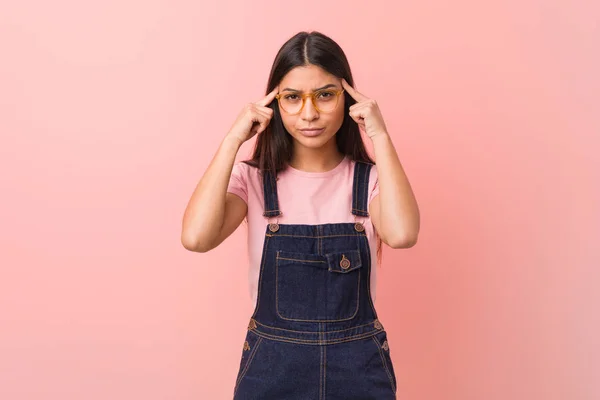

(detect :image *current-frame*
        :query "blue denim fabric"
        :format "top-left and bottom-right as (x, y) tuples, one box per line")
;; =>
(234, 162), (397, 399)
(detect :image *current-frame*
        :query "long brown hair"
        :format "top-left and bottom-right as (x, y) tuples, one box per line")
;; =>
(244, 31), (383, 265)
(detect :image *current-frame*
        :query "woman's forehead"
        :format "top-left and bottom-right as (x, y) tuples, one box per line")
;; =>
(279, 65), (339, 90)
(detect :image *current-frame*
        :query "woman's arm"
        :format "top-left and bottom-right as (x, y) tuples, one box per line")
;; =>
(181, 136), (248, 253)
(181, 89), (277, 253)
(369, 133), (420, 249)
(341, 78), (420, 249)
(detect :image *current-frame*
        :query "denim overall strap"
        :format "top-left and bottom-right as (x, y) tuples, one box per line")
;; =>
(262, 169), (282, 218)
(352, 161), (373, 217)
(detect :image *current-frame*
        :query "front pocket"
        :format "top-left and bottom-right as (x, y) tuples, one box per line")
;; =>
(276, 250), (362, 322)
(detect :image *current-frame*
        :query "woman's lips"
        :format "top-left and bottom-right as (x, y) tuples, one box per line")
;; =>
(299, 128), (325, 137)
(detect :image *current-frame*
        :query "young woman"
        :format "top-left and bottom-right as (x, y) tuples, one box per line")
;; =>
(182, 31), (419, 399)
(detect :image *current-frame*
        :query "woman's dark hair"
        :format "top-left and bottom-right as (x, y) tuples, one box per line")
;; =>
(244, 30), (374, 172)
(244, 31), (382, 264)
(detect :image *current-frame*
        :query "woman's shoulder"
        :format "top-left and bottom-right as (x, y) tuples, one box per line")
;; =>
(348, 158), (378, 176)
(231, 160), (262, 185)
(348, 158), (379, 200)
(233, 160), (257, 172)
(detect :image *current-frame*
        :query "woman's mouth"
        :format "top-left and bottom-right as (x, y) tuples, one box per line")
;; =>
(299, 128), (325, 137)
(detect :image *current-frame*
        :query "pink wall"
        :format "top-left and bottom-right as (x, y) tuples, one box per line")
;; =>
(1, 1), (598, 399)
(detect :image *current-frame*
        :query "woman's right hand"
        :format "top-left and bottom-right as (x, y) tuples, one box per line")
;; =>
(226, 87), (278, 144)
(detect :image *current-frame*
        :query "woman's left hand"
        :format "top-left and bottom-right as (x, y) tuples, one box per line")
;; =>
(341, 78), (388, 138)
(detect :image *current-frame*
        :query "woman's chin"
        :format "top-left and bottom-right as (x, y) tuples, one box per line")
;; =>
(291, 133), (336, 148)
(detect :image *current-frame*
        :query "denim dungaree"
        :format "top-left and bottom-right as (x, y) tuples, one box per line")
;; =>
(233, 161), (397, 399)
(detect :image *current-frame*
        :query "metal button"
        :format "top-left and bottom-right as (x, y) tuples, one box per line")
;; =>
(248, 319), (257, 330)
(269, 223), (279, 232)
(340, 254), (351, 270)
(382, 341), (389, 351)
(374, 320), (383, 330)
(354, 222), (365, 232)
(243, 341), (250, 351)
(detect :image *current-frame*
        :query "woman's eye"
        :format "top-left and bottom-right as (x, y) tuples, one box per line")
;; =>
(285, 94), (299, 100)
(317, 91), (334, 98)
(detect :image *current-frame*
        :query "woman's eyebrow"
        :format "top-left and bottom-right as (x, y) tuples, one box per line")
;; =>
(280, 84), (338, 93)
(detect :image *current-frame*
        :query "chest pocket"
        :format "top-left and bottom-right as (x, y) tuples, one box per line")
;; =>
(275, 249), (362, 322)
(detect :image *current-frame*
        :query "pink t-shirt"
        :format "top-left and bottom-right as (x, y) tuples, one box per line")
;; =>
(227, 155), (381, 310)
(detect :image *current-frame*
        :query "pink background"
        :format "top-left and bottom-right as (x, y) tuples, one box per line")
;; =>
(1, 1), (598, 399)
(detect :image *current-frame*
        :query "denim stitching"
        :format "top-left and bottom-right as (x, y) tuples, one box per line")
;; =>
(262, 171), (271, 215)
(278, 257), (326, 264)
(234, 336), (263, 396)
(261, 170), (283, 217)
(321, 322), (327, 399)
(362, 163), (370, 216)
(364, 233), (378, 317)
(266, 233), (366, 239)
(357, 162), (364, 214)
(270, 169), (280, 214)
(319, 323), (324, 400)
(372, 335), (396, 393)
(319, 343), (323, 399)
(323, 336), (327, 399)
(251, 236), (270, 319)
(249, 329), (379, 345)
(254, 319), (376, 334)
(275, 253), (361, 322)
(352, 161), (358, 213)
(318, 225), (322, 257)
(263, 210), (282, 217)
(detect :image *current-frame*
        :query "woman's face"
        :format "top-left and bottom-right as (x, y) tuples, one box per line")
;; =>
(276, 64), (345, 150)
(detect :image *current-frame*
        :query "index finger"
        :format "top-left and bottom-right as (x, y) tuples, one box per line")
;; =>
(255, 87), (279, 107)
(341, 78), (368, 102)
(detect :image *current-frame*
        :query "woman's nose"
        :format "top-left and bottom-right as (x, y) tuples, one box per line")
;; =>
(301, 98), (319, 120)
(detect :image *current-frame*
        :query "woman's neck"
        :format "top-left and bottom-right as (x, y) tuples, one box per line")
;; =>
(288, 147), (345, 173)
